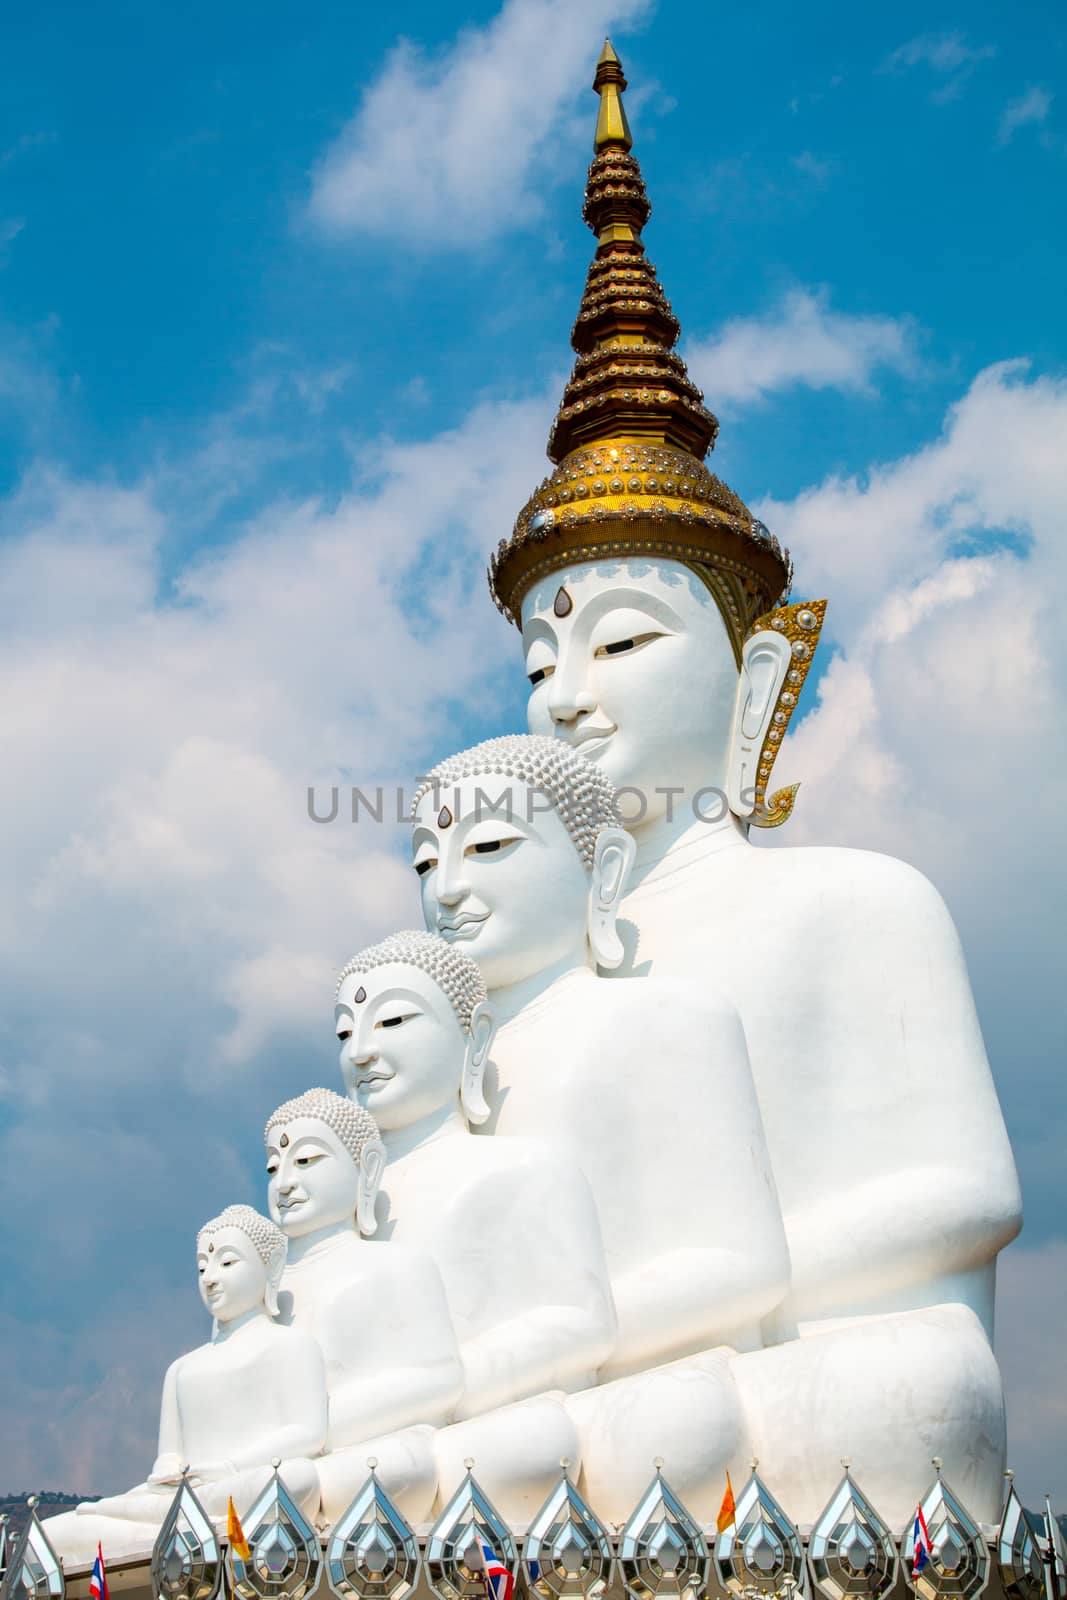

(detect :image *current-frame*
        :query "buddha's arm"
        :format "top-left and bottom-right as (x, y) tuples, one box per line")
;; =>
(781, 862), (1022, 1322)
(784, 1162), (1022, 1323)
(147, 1359), (184, 1482)
(224, 1339), (329, 1469)
(326, 1263), (464, 1447)
(453, 1158), (618, 1417)
(609, 1242), (789, 1367)
(598, 990), (790, 1368)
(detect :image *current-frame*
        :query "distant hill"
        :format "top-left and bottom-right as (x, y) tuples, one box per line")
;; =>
(1, 1493), (98, 1538)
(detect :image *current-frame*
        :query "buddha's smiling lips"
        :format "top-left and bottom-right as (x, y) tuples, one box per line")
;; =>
(355, 1071), (393, 1091)
(561, 724), (617, 756)
(437, 910), (489, 938)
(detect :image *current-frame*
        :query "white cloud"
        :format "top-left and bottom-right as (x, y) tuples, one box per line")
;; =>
(997, 86), (1054, 146)
(686, 287), (918, 410)
(789, 150), (836, 183)
(306, 0), (654, 245)
(882, 32), (996, 103)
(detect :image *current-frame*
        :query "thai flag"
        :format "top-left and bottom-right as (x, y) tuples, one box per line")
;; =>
(476, 1540), (514, 1600)
(912, 1508), (933, 1579)
(90, 1545), (109, 1600)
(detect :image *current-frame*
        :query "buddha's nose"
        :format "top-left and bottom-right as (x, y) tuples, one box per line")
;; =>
(435, 859), (469, 906)
(547, 663), (596, 724)
(353, 1046), (377, 1067)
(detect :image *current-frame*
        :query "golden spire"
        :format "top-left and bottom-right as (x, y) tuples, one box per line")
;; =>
(593, 40), (632, 154)
(488, 44), (793, 659)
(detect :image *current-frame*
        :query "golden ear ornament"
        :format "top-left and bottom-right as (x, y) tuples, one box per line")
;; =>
(746, 599), (828, 830)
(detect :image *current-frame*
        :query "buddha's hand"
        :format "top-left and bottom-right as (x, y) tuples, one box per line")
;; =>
(147, 1453), (185, 1485)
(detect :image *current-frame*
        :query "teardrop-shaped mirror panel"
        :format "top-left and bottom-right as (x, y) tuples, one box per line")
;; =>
(618, 1469), (709, 1600)
(5, 1503), (64, 1600)
(717, 1471), (803, 1598)
(425, 1470), (517, 1600)
(901, 1476), (988, 1600)
(997, 1482), (1043, 1600)
(152, 1476), (223, 1600)
(326, 1468), (421, 1600)
(808, 1472), (898, 1600)
(524, 1470), (614, 1600)
(1044, 1498), (1067, 1599)
(233, 1471), (321, 1600)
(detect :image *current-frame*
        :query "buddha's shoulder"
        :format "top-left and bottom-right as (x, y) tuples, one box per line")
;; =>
(745, 842), (949, 916)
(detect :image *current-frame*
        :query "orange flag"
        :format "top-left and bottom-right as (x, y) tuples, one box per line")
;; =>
(227, 1497), (251, 1563)
(716, 1472), (736, 1534)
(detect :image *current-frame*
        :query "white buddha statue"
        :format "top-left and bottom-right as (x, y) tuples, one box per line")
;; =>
(412, 733), (790, 1519)
(334, 928), (613, 1516)
(264, 1088), (463, 1522)
(46, 1205), (325, 1564)
(483, 41), (1022, 1525)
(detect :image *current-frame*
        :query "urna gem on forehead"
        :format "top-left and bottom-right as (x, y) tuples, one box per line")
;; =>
(412, 733), (622, 868)
(337, 929), (486, 1035)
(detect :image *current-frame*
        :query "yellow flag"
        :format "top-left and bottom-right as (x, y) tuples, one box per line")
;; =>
(227, 1497), (251, 1563)
(716, 1472), (736, 1534)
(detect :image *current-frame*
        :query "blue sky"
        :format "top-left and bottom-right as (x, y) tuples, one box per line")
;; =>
(1, 0), (1065, 1508)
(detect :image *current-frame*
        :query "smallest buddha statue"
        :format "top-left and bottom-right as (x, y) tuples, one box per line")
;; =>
(47, 1205), (326, 1564)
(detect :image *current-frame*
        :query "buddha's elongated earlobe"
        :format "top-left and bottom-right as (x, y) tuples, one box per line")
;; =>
(357, 1136), (386, 1237)
(727, 632), (792, 818)
(588, 826), (637, 970)
(460, 1000), (497, 1127)
(264, 1244), (286, 1318)
(727, 600), (827, 826)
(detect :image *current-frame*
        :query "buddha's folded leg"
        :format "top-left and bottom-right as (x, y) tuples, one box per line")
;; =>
(45, 1510), (162, 1566)
(564, 1347), (749, 1524)
(434, 1393), (580, 1526)
(79, 1482), (173, 1523)
(317, 1425), (438, 1525)
(731, 1303), (1006, 1529)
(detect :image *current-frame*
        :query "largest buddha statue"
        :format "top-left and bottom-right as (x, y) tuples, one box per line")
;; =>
(485, 42), (1022, 1524)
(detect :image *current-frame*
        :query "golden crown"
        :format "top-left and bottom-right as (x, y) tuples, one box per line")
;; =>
(487, 41), (793, 663)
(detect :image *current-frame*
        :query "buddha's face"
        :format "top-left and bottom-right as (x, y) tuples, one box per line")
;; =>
(196, 1226), (267, 1323)
(335, 963), (465, 1132)
(412, 775), (589, 989)
(522, 558), (739, 824)
(266, 1115), (358, 1238)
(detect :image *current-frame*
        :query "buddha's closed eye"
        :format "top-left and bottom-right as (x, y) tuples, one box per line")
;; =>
(593, 630), (664, 658)
(466, 837), (520, 858)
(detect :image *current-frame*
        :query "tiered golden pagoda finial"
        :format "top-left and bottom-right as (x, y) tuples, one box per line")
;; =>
(488, 42), (793, 661)
(592, 40), (633, 157)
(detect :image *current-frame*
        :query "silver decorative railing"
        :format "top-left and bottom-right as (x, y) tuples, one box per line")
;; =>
(4, 1460), (1065, 1600)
